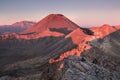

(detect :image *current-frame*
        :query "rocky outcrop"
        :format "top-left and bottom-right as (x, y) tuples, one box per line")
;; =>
(62, 56), (119, 80)
(81, 30), (120, 79)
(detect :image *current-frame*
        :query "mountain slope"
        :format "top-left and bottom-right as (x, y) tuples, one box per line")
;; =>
(81, 29), (120, 79)
(0, 29), (119, 80)
(21, 14), (80, 34)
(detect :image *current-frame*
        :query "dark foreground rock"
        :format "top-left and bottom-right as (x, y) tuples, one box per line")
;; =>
(62, 56), (119, 80)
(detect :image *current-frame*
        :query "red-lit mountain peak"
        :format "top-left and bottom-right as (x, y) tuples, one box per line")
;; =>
(21, 14), (80, 34)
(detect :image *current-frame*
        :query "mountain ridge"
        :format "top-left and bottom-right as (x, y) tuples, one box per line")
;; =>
(0, 14), (120, 80)
(0, 21), (35, 34)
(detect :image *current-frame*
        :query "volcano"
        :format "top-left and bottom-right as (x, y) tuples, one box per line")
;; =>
(21, 14), (80, 34)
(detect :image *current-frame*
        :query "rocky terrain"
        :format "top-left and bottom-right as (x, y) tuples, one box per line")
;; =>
(0, 14), (120, 80)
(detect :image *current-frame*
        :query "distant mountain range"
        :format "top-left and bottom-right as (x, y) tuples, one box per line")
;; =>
(0, 14), (120, 80)
(0, 21), (36, 34)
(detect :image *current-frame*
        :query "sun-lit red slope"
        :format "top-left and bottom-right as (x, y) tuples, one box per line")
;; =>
(49, 25), (120, 64)
(90, 24), (118, 39)
(17, 29), (64, 40)
(65, 28), (90, 44)
(21, 14), (80, 34)
(1, 29), (64, 40)
(56, 25), (120, 70)
(49, 28), (92, 63)
(115, 25), (120, 30)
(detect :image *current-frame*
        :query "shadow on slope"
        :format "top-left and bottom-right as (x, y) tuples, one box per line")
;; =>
(0, 29), (120, 80)
(49, 28), (72, 35)
(0, 35), (77, 78)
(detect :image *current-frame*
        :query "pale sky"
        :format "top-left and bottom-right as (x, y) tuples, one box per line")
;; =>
(0, 0), (120, 27)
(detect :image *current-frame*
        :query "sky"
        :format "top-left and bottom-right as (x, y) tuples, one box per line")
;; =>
(0, 0), (120, 27)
